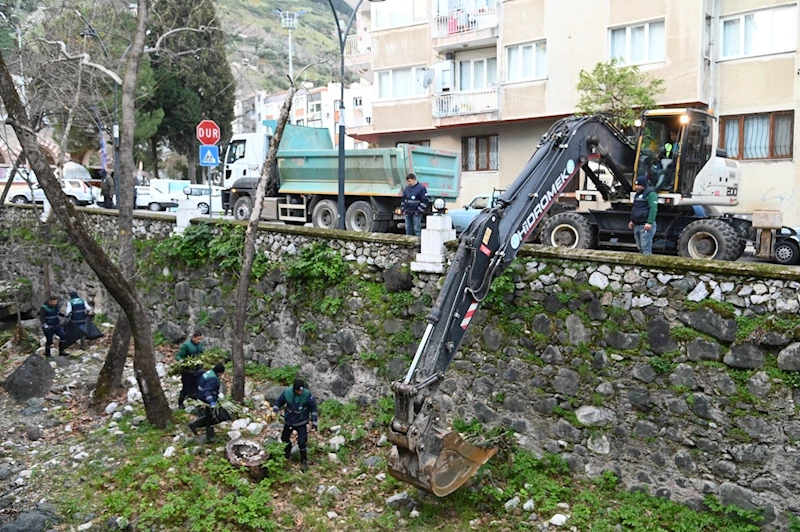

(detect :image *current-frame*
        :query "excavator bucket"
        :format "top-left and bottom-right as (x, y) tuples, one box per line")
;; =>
(388, 430), (497, 497)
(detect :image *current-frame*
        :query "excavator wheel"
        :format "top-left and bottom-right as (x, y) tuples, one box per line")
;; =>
(678, 219), (740, 261)
(540, 212), (597, 250)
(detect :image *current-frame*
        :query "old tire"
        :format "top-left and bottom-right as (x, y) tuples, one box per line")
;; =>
(198, 202), (210, 215)
(678, 219), (740, 261)
(148, 202), (161, 212)
(345, 201), (375, 232)
(312, 199), (339, 229)
(540, 212), (597, 249)
(774, 239), (800, 265)
(11, 195), (29, 204)
(233, 196), (253, 221)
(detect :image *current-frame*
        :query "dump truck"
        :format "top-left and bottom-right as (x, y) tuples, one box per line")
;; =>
(221, 125), (461, 232)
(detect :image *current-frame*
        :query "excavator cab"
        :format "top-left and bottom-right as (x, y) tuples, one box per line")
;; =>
(633, 109), (730, 204)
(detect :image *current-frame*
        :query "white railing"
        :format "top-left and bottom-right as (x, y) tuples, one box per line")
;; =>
(432, 1), (498, 38)
(344, 33), (372, 57)
(432, 89), (498, 118)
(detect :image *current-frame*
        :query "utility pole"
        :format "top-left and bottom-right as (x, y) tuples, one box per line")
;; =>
(275, 9), (307, 80)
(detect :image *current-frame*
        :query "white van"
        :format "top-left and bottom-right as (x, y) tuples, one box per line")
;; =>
(136, 179), (191, 211)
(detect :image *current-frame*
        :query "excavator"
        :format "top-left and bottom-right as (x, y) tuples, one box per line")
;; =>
(387, 110), (746, 496)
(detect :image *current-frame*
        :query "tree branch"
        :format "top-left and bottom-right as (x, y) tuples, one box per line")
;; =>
(43, 40), (123, 85)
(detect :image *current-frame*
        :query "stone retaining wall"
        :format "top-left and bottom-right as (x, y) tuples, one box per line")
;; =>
(1, 205), (799, 529)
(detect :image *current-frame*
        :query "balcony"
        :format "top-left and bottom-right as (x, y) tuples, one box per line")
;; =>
(348, 108), (374, 132)
(432, 1), (498, 52)
(433, 89), (499, 121)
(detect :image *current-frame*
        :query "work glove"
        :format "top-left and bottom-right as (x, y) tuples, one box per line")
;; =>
(42, 324), (50, 329)
(209, 401), (217, 408)
(311, 422), (318, 431)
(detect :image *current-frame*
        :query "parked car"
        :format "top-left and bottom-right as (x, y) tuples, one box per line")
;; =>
(174, 185), (224, 215)
(448, 192), (502, 233)
(9, 178), (95, 206)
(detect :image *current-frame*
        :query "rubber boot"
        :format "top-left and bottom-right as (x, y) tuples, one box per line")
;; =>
(45, 347), (52, 358)
(300, 449), (308, 472)
(59, 345), (69, 357)
(206, 425), (216, 443)
(284, 442), (292, 461)
(177, 393), (186, 410)
(188, 420), (199, 436)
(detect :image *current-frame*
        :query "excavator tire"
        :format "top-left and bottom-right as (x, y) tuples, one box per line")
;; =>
(540, 212), (597, 250)
(678, 219), (740, 261)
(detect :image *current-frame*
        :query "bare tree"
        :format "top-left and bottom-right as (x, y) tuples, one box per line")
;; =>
(229, 81), (296, 402)
(1, 38), (172, 431)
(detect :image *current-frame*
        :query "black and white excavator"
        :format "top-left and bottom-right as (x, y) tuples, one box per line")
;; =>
(386, 109), (779, 496)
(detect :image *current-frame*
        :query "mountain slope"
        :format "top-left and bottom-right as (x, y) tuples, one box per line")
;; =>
(217, 0), (354, 95)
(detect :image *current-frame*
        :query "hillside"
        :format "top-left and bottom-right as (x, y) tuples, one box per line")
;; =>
(217, 0), (355, 95)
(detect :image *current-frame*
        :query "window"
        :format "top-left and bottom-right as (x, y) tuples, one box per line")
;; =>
(376, 66), (428, 100)
(296, 119), (305, 127)
(505, 41), (546, 82)
(609, 20), (665, 64)
(225, 140), (246, 163)
(353, 97), (363, 108)
(720, 5), (797, 59)
(458, 57), (497, 90)
(396, 140), (431, 147)
(720, 111), (794, 160)
(373, 0), (427, 30)
(462, 135), (499, 171)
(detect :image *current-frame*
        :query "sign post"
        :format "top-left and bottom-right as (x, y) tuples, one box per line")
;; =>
(196, 119), (220, 217)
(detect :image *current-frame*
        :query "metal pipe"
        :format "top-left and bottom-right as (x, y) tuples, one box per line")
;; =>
(404, 323), (433, 384)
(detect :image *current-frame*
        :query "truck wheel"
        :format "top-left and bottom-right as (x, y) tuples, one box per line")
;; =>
(678, 219), (740, 261)
(774, 239), (800, 265)
(148, 202), (161, 212)
(198, 202), (210, 215)
(345, 201), (375, 232)
(11, 195), (29, 204)
(233, 196), (253, 220)
(541, 212), (597, 249)
(312, 200), (338, 229)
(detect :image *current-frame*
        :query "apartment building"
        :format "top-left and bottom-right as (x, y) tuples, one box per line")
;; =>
(345, 0), (800, 223)
(233, 83), (371, 150)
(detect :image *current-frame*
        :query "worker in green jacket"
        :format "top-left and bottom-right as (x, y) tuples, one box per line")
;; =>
(628, 176), (658, 255)
(176, 332), (204, 409)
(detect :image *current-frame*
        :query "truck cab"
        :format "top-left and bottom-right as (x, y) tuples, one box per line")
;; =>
(223, 133), (268, 189)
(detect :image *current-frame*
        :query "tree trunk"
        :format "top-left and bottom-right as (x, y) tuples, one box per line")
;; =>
(91, 315), (131, 406)
(187, 147), (198, 184)
(0, 50), (171, 428)
(230, 85), (296, 402)
(151, 137), (159, 180)
(0, 152), (27, 208)
(40, 217), (53, 299)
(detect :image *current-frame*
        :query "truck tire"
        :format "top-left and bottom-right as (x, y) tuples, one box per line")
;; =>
(541, 212), (597, 249)
(233, 196), (253, 221)
(678, 219), (740, 261)
(774, 239), (800, 265)
(312, 200), (338, 229)
(345, 201), (376, 232)
(198, 202), (210, 215)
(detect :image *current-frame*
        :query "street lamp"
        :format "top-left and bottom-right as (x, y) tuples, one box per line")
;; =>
(326, 0), (383, 230)
(274, 8), (307, 80)
(76, 11), (120, 208)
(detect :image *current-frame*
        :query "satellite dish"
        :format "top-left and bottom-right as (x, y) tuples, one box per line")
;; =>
(423, 69), (434, 89)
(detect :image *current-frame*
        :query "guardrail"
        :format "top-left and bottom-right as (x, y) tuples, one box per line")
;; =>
(345, 34), (372, 57)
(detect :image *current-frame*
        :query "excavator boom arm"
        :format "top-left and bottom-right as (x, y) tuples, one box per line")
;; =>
(388, 115), (635, 496)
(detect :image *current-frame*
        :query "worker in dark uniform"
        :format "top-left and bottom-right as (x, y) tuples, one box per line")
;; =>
(176, 332), (204, 409)
(628, 176), (658, 255)
(65, 290), (92, 348)
(273, 378), (318, 472)
(658, 129), (680, 191)
(189, 363), (227, 443)
(39, 296), (67, 357)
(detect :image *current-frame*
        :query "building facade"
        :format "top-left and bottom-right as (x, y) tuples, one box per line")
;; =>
(233, 83), (372, 151)
(345, 0), (799, 223)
